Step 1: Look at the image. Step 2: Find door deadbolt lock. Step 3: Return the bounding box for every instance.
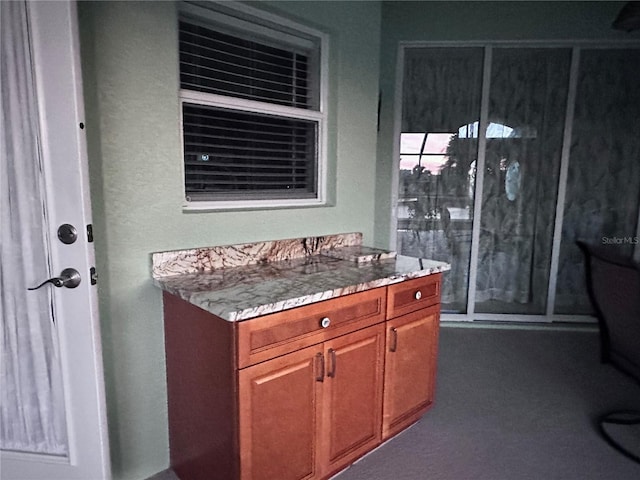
[58,224,78,244]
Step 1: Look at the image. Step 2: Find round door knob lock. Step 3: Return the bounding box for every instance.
[414,290,422,300]
[320,317,331,328]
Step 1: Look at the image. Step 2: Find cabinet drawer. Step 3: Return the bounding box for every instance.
[386,274,441,319]
[237,288,386,368]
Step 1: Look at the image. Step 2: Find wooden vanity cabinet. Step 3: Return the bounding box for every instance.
[237,287,386,369]
[382,304,440,439]
[383,274,441,440]
[238,344,323,480]
[163,292,240,480]
[163,273,441,480]
[319,324,385,477]
[386,273,441,319]
[238,324,385,480]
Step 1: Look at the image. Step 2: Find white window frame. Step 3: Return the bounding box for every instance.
[179,1,329,211]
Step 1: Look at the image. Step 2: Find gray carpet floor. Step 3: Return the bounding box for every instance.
[149,324,640,480]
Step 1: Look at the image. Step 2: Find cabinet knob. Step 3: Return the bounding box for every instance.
[320,317,331,328]
[414,290,422,300]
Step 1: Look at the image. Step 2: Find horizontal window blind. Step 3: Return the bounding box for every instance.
[178,4,325,206]
[180,20,316,110]
[183,104,318,200]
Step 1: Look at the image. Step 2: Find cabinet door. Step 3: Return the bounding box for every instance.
[320,324,385,477]
[382,305,439,439]
[239,344,324,480]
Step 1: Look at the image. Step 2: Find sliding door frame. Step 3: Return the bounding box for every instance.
[545,46,580,318]
[390,40,640,323]
[465,45,492,320]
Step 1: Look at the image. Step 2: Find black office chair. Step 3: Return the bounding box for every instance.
[576,240,640,464]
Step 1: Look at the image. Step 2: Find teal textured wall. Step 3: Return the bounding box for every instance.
[79,1,381,478]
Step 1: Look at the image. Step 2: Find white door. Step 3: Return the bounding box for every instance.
[0,1,110,479]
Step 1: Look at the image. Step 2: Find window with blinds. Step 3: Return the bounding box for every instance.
[178,2,326,208]
[183,104,317,200]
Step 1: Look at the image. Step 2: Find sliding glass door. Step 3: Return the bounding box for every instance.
[398,47,483,313]
[475,48,570,315]
[555,48,640,315]
[396,44,640,320]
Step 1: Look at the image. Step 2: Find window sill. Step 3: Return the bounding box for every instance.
[182,197,329,213]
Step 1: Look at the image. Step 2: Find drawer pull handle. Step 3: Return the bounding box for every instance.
[327,348,337,378]
[315,353,325,382]
[390,327,398,352]
[320,317,331,328]
[414,290,422,300]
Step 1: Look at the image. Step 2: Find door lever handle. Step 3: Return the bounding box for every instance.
[28,268,81,290]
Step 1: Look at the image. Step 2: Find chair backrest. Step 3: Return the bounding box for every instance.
[577,241,640,384]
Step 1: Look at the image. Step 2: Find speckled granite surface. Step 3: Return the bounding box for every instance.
[320,245,397,263]
[152,233,450,321]
[152,232,363,277]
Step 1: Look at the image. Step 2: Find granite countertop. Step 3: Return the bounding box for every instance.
[151,233,450,322]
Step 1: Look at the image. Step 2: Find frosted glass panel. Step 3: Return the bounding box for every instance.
[555,49,640,315]
[475,48,570,314]
[397,48,483,313]
[1,0,68,454]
